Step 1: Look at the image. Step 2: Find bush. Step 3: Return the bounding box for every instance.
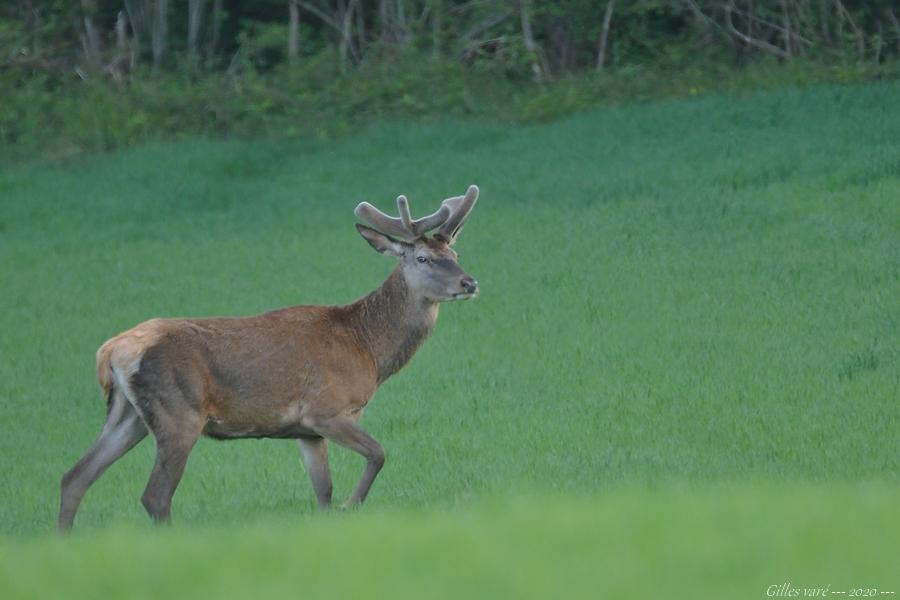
[1,51,896,163]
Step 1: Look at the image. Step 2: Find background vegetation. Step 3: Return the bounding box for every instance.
[3,0,900,159]
[0,80,897,596]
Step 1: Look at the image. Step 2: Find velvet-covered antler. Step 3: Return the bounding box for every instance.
[354,195,451,241]
[355,185,478,243]
[433,184,478,244]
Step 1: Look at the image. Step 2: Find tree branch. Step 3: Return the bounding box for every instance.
[723,4,790,59]
[596,0,615,70]
[461,9,513,41]
[888,9,900,53]
[296,1,342,32]
[728,4,812,46]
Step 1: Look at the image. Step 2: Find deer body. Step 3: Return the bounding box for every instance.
[101,267,435,441]
[59,186,479,531]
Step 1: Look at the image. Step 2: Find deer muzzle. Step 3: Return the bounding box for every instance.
[461,277,478,295]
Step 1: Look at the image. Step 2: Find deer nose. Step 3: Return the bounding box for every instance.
[461,277,478,294]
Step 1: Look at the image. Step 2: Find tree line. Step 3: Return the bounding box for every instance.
[3,1,899,83]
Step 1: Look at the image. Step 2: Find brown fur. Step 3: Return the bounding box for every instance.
[93,268,430,439]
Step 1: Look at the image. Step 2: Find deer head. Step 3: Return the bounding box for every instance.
[355,185,479,302]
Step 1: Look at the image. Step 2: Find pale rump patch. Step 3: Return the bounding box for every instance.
[96,318,168,395]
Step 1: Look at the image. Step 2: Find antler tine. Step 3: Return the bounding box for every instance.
[411,204,452,234]
[397,195,415,233]
[354,202,417,241]
[435,184,479,244]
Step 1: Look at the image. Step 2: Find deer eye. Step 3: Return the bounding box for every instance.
[416,256,428,263]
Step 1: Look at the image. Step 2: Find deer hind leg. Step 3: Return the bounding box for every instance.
[132,399,204,524]
[311,417,385,510]
[134,399,204,523]
[128,353,206,524]
[58,389,148,532]
[298,436,333,509]
[140,430,200,523]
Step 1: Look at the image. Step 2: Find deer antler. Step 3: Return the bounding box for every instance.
[434,185,479,244]
[355,195,450,241]
[355,185,479,243]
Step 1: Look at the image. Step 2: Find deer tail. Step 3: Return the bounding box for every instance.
[96,339,116,395]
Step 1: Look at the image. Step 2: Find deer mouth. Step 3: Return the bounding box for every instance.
[451,290,478,301]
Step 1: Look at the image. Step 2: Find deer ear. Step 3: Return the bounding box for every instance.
[356,224,405,257]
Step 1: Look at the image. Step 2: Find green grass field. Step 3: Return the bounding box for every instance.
[1,81,898,597]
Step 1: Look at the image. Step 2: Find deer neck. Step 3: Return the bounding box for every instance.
[355,266,439,384]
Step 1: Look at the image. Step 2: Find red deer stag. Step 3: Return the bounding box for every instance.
[58,185,480,531]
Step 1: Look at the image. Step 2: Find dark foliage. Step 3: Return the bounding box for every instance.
[1,1,898,158]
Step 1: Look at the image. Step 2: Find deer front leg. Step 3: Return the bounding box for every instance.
[312,417,385,510]
[298,436,333,509]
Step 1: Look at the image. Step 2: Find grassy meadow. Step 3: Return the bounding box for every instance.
[0,81,898,597]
